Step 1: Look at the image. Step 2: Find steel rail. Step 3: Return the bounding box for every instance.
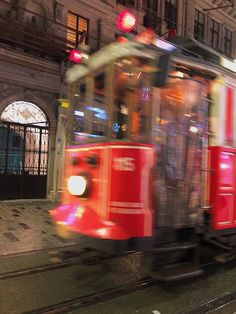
[23,278,155,314]
[0,250,111,280]
[7,255,236,313]
[0,258,82,280]
[0,243,81,259]
[179,290,236,314]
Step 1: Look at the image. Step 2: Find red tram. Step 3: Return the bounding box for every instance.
[50,30,236,280]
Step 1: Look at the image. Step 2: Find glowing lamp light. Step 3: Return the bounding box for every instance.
[67,175,87,196]
[153,38,176,51]
[220,163,230,170]
[189,126,198,133]
[117,10,136,33]
[69,49,83,63]
[97,228,109,237]
[76,206,85,218]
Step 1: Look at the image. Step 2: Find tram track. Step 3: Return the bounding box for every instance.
[0,250,235,314]
[179,289,236,313]
[23,278,155,314]
[20,258,236,314]
[0,243,81,259]
[1,245,236,314]
[1,241,235,281]
[0,245,234,281]
[20,270,236,314]
[0,257,82,280]
[0,248,115,280]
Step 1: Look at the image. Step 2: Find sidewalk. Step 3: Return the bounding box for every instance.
[0,200,76,256]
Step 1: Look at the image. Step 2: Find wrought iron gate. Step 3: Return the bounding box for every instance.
[0,121,49,200]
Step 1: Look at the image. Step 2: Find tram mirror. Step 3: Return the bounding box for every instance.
[153,54,170,87]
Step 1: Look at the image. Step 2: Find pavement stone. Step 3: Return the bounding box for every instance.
[0,199,76,256]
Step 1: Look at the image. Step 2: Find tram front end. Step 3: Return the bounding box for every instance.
[49,36,182,255]
[50,40,167,254]
[51,141,155,253]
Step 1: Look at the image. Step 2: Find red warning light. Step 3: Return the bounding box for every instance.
[118,36,129,43]
[117,10,136,33]
[69,49,83,63]
[136,28,155,44]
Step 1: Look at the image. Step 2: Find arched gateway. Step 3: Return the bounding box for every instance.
[0,101,49,200]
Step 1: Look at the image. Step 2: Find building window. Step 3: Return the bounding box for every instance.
[117,0,135,6]
[210,19,219,49]
[194,9,205,42]
[143,0,159,29]
[165,0,176,4]
[143,0,158,11]
[224,28,232,58]
[23,1,47,31]
[164,0,177,30]
[164,0,177,40]
[1,101,48,126]
[67,12,89,49]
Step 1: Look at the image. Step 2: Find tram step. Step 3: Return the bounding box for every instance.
[152,242,197,253]
[150,264,203,281]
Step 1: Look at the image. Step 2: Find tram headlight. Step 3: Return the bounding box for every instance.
[67,174,89,197]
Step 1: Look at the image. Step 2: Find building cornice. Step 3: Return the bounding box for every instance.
[0,46,60,76]
[202,0,236,21]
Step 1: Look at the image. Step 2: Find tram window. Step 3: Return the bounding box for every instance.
[67,80,87,144]
[112,57,151,141]
[157,78,207,183]
[73,82,86,133]
[68,71,109,144]
[72,82,86,104]
[95,73,105,91]
[91,72,107,136]
[79,84,86,102]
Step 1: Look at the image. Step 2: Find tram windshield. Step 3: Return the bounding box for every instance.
[67,55,154,145]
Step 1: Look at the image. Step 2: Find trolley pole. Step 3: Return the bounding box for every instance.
[52,60,68,201]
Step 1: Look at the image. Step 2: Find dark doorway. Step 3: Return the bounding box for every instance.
[0,121,49,199]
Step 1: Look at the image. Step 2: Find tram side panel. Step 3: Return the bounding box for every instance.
[208,75,236,230]
[108,144,155,238]
[209,146,236,230]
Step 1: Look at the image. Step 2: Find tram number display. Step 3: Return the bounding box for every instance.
[113,157,135,171]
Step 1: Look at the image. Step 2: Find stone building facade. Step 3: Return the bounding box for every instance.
[0,0,235,200]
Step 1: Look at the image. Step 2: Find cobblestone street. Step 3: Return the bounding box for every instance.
[0,200,75,256]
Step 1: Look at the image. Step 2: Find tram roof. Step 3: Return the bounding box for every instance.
[66,41,157,84]
[66,39,236,85]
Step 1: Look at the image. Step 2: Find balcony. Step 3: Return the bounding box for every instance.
[0,7,84,62]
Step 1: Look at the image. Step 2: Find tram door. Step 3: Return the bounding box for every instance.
[0,121,49,200]
[153,77,208,228]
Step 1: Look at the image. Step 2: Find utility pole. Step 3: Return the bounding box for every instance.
[52,31,88,201]
[52,59,68,201]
